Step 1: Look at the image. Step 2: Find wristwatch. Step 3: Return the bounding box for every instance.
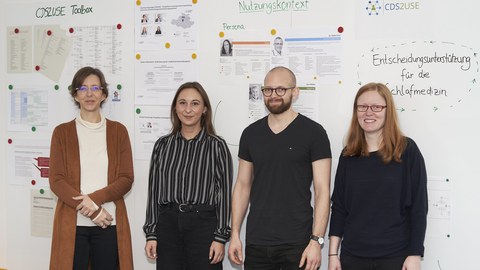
[310,234,325,246]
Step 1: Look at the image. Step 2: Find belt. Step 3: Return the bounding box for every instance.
[162,203,215,213]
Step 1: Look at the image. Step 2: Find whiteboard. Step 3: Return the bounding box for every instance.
[1,0,479,269]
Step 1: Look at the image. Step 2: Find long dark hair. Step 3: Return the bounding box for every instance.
[221,39,232,55]
[170,82,216,136]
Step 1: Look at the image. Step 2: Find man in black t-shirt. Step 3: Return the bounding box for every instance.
[228,66,332,270]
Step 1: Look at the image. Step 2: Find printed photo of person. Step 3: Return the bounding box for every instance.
[272,36,283,56]
[141,26,148,36]
[220,39,233,56]
[155,26,162,35]
[141,14,148,23]
[249,84,262,102]
[155,13,162,23]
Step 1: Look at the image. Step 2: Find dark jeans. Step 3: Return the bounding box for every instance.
[244,243,308,270]
[340,253,407,270]
[156,204,221,270]
[73,226,119,270]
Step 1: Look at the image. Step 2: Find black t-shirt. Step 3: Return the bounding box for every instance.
[239,114,331,245]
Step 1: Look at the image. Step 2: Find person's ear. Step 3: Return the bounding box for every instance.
[292,87,300,100]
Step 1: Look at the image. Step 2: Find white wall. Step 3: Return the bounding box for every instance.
[0,1,7,267]
[1,0,480,269]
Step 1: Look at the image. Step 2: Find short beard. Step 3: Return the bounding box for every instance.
[265,96,292,114]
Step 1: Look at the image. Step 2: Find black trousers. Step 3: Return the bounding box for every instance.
[155,204,222,270]
[244,243,308,270]
[73,226,119,270]
[340,253,407,270]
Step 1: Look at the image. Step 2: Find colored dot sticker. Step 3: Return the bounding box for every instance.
[270,29,277,35]
[31,180,36,186]
[35,65,40,71]
[338,80,342,84]
[31,126,37,132]
[47,30,52,36]
[69,28,74,33]
[117,84,122,90]
[192,0,198,4]
[54,85,59,90]
[136,0,141,6]
[40,189,45,194]
[136,53,141,60]
[8,139,12,144]
[165,42,171,49]
[14,28,19,34]
[8,85,13,90]
[191,53,197,59]
[136,108,141,114]
[219,32,225,38]
[117,24,122,30]
[337,26,344,33]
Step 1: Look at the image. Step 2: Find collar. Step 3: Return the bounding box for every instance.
[174,128,207,142]
[75,114,106,130]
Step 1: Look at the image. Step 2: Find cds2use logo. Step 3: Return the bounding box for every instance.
[366,0,420,15]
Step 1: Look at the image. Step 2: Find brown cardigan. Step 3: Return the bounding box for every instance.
[49,119,134,270]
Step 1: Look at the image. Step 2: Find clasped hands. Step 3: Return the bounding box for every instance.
[73,194,113,229]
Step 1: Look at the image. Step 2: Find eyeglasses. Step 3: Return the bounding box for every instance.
[76,85,103,92]
[356,105,387,112]
[261,87,294,97]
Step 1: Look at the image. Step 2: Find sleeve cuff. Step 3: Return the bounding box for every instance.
[91,207,103,221]
[214,233,229,244]
[146,234,157,241]
[92,201,100,211]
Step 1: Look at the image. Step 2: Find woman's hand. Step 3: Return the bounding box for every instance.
[209,241,225,264]
[73,194,98,217]
[328,255,342,270]
[145,240,158,259]
[92,208,113,229]
[402,255,421,270]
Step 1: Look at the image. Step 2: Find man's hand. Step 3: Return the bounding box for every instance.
[299,241,322,270]
[228,236,244,265]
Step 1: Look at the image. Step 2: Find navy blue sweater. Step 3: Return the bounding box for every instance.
[329,137,427,257]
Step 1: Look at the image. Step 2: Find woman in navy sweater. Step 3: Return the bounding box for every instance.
[328,82,428,270]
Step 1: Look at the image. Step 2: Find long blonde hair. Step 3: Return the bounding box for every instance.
[343,82,406,163]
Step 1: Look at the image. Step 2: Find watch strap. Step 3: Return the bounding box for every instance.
[310,234,324,245]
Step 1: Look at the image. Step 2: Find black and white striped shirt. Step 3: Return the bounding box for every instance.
[143,128,233,243]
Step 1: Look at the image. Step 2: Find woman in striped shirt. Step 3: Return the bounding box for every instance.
[144,82,233,270]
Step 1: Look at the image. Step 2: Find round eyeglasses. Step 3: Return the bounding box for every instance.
[356,105,387,112]
[261,87,294,97]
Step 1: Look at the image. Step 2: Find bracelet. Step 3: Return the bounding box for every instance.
[328,254,338,257]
